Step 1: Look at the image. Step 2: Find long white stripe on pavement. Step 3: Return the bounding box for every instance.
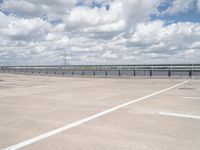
[182,97,200,100]
[2,80,189,150]
[159,112,200,119]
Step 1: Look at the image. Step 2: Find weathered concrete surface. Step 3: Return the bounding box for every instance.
[0,74,199,150]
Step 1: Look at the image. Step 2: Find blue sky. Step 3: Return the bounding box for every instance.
[0,0,200,65]
[153,0,200,23]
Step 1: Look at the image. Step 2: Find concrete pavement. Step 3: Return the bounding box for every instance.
[0,74,199,150]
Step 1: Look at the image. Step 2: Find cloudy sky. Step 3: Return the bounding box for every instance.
[0,0,200,65]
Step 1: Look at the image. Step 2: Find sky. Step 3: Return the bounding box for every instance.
[0,0,200,65]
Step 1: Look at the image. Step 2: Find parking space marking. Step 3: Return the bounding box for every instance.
[2,80,189,150]
[159,112,200,119]
[182,97,200,100]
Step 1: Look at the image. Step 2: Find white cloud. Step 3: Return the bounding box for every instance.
[64,1,122,29]
[130,21,164,46]
[122,0,161,35]
[0,0,76,19]
[1,17,51,42]
[0,0,44,18]
[0,0,200,65]
[102,51,118,59]
[125,21,200,63]
[64,0,162,39]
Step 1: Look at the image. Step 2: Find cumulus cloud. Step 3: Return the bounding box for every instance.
[64,1,123,29]
[125,21,200,63]
[64,0,161,39]
[0,0,76,19]
[0,0,44,18]
[122,0,161,35]
[0,0,200,65]
[0,11,70,65]
[4,18,50,41]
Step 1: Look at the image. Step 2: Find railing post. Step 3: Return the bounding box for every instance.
[191,64,193,78]
[168,69,171,77]
[134,69,136,76]
[168,65,172,77]
[189,64,193,78]
[189,70,192,77]
[150,66,153,77]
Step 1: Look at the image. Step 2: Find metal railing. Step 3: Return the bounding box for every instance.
[0,64,200,78]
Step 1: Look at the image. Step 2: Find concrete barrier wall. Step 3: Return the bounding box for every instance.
[95,70,106,76]
[135,70,150,76]
[120,70,134,76]
[152,70,169,76]
[171,71,190,77]
[192,71,200,76]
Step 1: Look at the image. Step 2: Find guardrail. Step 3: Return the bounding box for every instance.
[0,64,200,78]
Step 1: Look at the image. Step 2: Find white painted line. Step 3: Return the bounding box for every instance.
[159,112,200,119]
[182,97,200,100]
[2,80,189,150]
